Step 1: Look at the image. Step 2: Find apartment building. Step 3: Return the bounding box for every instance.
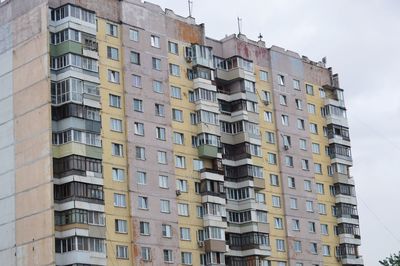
[0,0,362,265]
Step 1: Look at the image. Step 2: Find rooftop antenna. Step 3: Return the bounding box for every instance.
[258,33,263,41]
[237,17,242,34]
[188,0,193,17]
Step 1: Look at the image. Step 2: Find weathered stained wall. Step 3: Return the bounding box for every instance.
[0,0,54,265]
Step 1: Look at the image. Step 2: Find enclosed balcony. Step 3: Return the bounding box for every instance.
[226,232,271,256]
[215,56,254,83]
[54,181,104,204]
[190,44,214,69]
[51,78,100,108]
[200,179,226,199]
[327,124,350,145]
[324,104,348,127]
[336,244,364,265]
[53,155,102,178]
[329,143,352,162]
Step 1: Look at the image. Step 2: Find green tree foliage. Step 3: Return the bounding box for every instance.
[379,252,400,266]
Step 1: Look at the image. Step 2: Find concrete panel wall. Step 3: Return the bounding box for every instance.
[0,1,54,265]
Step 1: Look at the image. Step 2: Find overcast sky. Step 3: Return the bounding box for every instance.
[151,0,400,264]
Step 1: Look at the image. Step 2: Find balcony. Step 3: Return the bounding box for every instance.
[201,168,224,182]
[198,144,220,159]
[215,56,254,83]
[204,239,227,253]
[227,222,270,234]
[191,44,214,69]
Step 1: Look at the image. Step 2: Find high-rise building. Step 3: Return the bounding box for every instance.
[0,0,363,265]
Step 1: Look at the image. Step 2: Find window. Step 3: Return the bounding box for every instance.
[321,224,329,235]
[306,200,314,212]
[135,146,145,160]
[294,241,302,253]
[312,143,320,154]
[262,90,271,103]
[139,221,150,235]
[281,115,289,126]
[288,176,295,188]
[178,203,189,216]
[106,23,118,37]
[156,127,166,141]
[260,70,268,81]
[310,243,318,254]
[109,94,121,108]
[316,183,325,194]
[110,118,122,132]
[193,159,204,171]
[196,206,203,218]
[134,122,144,136]
[319,88,326,98]
[133,98,143,112]
[173,132,184,145]
[272,195,281,208]
[132,74,142,88]
[270,174,279,186]
[141,247,151,261]
[279,95,287,106]
[138,196,148,210]
[285,156,293,167]
[151,35,160,48]
[180,227,191,240]
[314,163,322,174]
[172,109,183,122]
[157,151,167,164]
[278,74,285,85]
[107,70,121,84]
[159,175,169,188]
[318,203,327,215]
[266,131,275,144]
[115,219,127,233]
[295,99,303,110]
[268,153,277,165]
[153,80,163,93]
[290,198,298,209]
[136,171,147,185]
[107,46,119,60]
[306,84,314,95]
[130,51,140,65]
[129,28,139,41]
[152,57,161,70]
[169,64,180,76]
[264,111,273,122]
[276,239,285,251]
[304,180,312,191]
[116,245,128,259]
[114,193,126,207]
[307,103,316,114]
[301,159,309,170]
[112,168,124,182]
[162,224,172,238]
[299,139,307,150]
[293,79,300,90]
[292,219,300,231]
[112,143,123,156]
[181,252,192,265]
[168,41,178,54]
[274,217,283,229]
[175,155,186,168]
[176,179,188,192]
[308,221,316,233]
[322,245,330,256]
[171,86,181,99]
[160,199,171,213]
[256,192,266,203]
[297,119,305,130]
[163,249,173,263]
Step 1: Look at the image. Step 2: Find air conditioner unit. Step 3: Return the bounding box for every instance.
[185,56,192,63]
[197,241,204,247]
[263,100,270,106]
[284,145,289,150]
[176,190,181,196]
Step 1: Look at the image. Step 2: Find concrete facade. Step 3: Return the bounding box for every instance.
[0,1,362,265]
